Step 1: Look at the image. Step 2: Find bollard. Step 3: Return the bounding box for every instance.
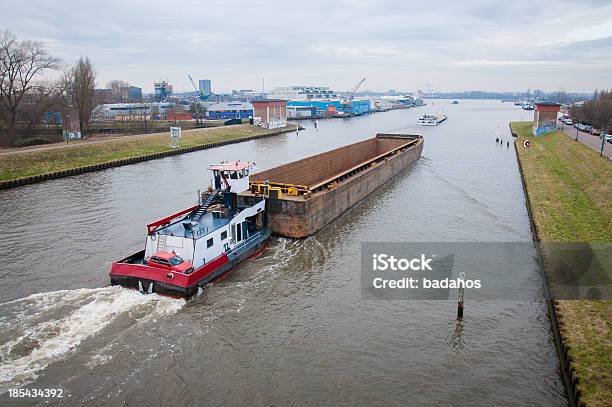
[457,271,465,319]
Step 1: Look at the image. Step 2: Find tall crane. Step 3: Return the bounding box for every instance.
[341,77,366,115]
[187,74,208,100]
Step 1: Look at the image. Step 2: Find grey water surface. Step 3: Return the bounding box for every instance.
[0,101,565,406]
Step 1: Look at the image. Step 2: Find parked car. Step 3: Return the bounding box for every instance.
[564,118,573,125]
[146,251,194,274]
[591,128,601,136]
[583,124,593,132]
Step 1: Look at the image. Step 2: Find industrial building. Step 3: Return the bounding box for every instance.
[199,79,211,96]
[287,99,371,117]
[127,86,142,100]
[269,86,338,100]
[287,105,317,119]
[154,81,173,101]
[204,102,253,120]
[93,102,177,121]
[95,88,113,104]
[252,99,287,128]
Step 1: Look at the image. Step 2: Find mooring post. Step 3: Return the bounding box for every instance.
[457,271,465,319]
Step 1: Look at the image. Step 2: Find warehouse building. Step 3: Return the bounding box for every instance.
[205,102,253,120]
[93,102,176,120]
[287,99,371,117]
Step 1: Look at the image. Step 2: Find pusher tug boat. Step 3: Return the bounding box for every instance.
[110,161,271,298]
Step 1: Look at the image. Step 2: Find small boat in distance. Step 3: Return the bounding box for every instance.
[418,113,447,126]
[110,161,271,298]
[452,100,459,104]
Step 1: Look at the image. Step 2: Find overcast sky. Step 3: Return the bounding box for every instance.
[2,0,611,93]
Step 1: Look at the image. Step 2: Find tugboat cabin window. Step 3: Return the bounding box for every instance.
[158,259,170,266]
[230,171,238,179]
[236,223,242,242]
[207,238,214,248]
[221,231,227,240]
[150,257,159,264]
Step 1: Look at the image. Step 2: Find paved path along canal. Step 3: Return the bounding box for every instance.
[0,100,567,405]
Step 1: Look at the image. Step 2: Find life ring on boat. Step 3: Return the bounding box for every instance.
[151,234,156,241]
[167,272,174,280]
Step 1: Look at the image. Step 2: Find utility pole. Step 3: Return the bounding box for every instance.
[600,131,606,157]
[575,126,579,141]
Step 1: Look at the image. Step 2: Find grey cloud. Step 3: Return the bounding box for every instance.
[1,0,611,92]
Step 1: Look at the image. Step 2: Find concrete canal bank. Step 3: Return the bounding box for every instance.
[0,124,298,190]
[512,121,611,407]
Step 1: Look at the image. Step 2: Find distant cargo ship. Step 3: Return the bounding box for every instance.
[418,113,447,126]
[239,134,423,238]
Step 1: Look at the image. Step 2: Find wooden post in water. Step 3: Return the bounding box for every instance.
[457,271,465,319]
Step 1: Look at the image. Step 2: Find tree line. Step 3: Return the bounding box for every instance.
[569,90,612,133]
[0,30,144,147]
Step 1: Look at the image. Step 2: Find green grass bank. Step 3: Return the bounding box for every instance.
[0,124,296,183]
[512,121,611,406]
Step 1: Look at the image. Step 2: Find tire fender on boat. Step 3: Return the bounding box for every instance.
[167,272,174,280]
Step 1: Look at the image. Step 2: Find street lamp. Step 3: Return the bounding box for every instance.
[601,131,607,157]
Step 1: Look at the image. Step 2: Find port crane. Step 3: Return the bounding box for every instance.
[341,77,366,115]
[187,74,208,100]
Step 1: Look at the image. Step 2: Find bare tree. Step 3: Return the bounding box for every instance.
[0,30,62,146]
[571,89,612,132]
[190,102,206,125]
[19,75,70,129]
[106,79,129,102]
[69,57,96,137]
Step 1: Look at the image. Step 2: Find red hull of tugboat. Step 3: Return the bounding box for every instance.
[110,252,231,298]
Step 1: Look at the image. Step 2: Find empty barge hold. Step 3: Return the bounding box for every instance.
[238,133,423,238]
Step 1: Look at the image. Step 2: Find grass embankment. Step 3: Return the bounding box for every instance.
[0,125,292,182]
[512,121,611,406]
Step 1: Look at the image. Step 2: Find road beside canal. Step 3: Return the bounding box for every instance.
[559,124,612,159]
[512,121,611,407]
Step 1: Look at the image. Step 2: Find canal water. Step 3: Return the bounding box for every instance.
[0,101,566,405]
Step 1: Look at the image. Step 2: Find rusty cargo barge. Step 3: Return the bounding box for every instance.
[238,133,423,238]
